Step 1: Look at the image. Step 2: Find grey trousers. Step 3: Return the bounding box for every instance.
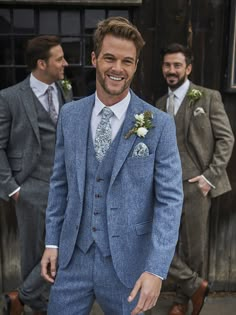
[168,180,211,304]
[15,177,50,311]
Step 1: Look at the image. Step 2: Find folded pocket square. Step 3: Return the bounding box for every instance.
[132,142,149,157]
[194,107,206,116]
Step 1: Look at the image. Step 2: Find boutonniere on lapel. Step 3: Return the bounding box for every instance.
[124,111,154,139]
[61,79,72,94]
[187,88,203,106]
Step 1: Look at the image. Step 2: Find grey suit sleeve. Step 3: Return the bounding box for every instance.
[0,95,19,200]
[202,91,234,185]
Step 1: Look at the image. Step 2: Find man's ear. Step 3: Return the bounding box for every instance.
[37,59,46,70]
[91,52,96,68]
[186,64,192,76]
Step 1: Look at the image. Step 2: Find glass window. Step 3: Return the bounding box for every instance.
[85,10,105,34]
[13,9,34,34]
[62,37,82,65]
[61,11,80,35]
[0,38,11,64]
[0,6,130,98]
[39,11,59,34]
[0,9,11,33]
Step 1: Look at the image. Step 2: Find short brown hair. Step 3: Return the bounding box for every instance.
[161,43,194,66]
[93,17,145,60]
[25,35,61,70]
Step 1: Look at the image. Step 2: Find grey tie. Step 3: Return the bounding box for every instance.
[168,92,175,116]
[95,107,113,162]
[47,86,58,125]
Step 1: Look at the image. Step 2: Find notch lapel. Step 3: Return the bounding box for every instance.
[110,93,144,187]
[20,78,40,144]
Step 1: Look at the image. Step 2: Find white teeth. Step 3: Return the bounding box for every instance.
[109,75,122,81]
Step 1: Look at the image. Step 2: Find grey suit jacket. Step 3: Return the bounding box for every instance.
[45,90,183,286]
[0,76,73,201]
[156,82,234,198]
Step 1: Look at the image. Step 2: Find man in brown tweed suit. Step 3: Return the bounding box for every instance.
[156,43,234,315]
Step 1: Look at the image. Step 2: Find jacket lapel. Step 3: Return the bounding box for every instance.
[110,91,144,187]
[157,94,168,112]
[75,94,95,201]
[20,77,40,144]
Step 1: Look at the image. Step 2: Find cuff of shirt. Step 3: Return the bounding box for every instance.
[46,245,59,248]
[201,175,216,189]
[146,271,163,280]
[9,187,20,197]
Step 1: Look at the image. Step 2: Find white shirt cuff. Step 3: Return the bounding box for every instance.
[146,271,163,280]
[201,175,215,189]
[9,187,20,197]
[46,245,59,248]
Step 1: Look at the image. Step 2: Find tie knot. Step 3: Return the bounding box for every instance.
[101,107,113,120]
[47,86,54,93]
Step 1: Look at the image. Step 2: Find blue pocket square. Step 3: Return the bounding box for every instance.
[132,142,149,157]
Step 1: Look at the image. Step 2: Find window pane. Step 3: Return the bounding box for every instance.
[84,68,96,96]
[108,10,129,19]
[39,11,58,34]
[85,10,105,34]
[13,9,34,34]
[0,9,11,33]
[62,38,82,65]
[0,68,14,89]
[0,38,11,65]
[14,37,31,65]
[85,36,93,66]
[61,11,80,36]
[15,67,29,84]
[65,66,85,99]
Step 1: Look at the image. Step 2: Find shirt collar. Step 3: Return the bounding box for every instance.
[94,91,131,120]
[30,73,57,95]
[168,79,190,101]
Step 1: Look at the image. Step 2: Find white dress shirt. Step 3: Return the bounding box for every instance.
[91,91,130,143]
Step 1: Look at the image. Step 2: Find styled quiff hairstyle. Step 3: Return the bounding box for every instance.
[25,35,61,70]
[161,43,194,66]
[93,16,145,60]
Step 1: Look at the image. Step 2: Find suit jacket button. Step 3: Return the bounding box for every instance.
[92,227,96,232]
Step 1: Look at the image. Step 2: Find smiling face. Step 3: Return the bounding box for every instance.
[162,52,192,90]
[91,34,138,106]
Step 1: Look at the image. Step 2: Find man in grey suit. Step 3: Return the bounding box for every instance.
[0,35,72,315]
[156,43,234,315]
[41,17,183,315]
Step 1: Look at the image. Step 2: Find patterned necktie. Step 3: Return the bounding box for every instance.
[95,107,114,162]
[47,86,58,125]
[168,92,175,116]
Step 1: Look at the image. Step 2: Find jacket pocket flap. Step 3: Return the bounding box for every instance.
[135,221,152,235]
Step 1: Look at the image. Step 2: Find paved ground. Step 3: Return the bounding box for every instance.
[90,292,236,315]
[1,292,236,314]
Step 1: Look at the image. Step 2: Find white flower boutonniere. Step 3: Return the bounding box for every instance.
[61,79,72,94]
[187,89,203,105]
[124,111,154,139]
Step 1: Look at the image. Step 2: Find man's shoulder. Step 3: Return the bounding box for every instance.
[190,82,220,97]
[61,94,95,114]
[0,78,28,98]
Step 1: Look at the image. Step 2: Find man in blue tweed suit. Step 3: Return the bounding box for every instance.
[41,17,183,315]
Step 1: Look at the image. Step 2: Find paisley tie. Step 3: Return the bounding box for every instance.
[47,86,58,125]
[94,107,114,162]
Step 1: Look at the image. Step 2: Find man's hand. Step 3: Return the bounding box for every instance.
[188,175,211,196]
[11,190,20,201]
[41,248,58,283]
[128,272,162,315]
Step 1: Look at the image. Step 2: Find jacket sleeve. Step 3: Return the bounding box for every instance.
[0,94,19,200]
[201,91,234,186]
